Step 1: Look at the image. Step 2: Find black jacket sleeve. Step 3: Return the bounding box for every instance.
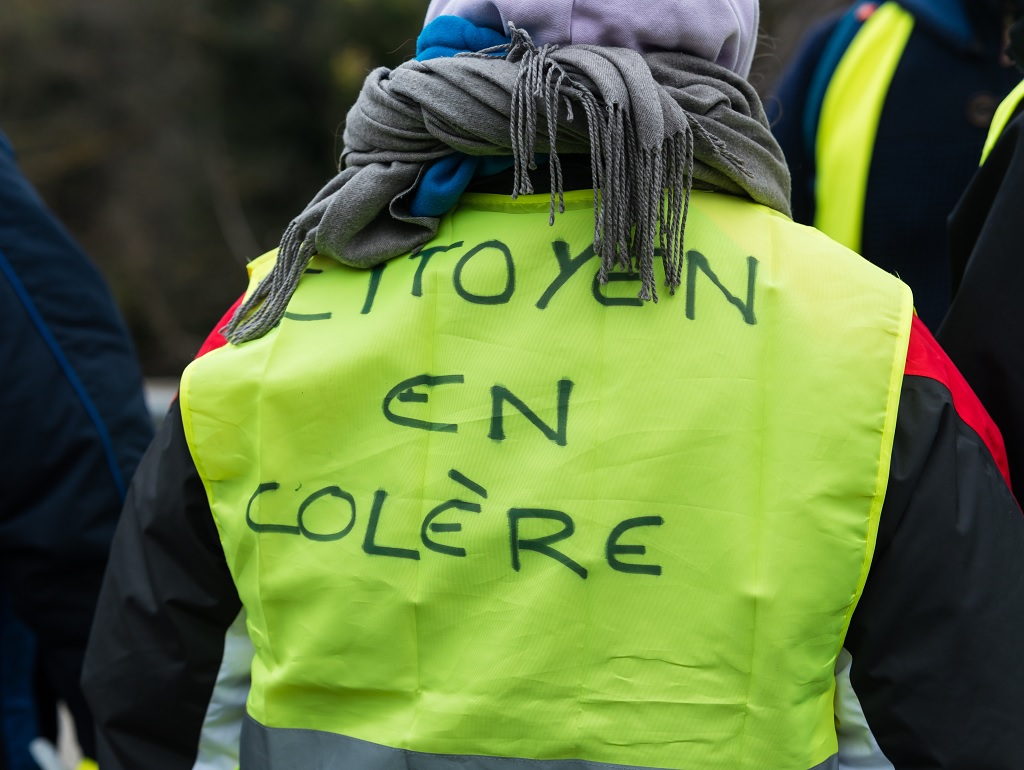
[844,365,1024,767]
[939,110,1024,496]
[82,399,241,770]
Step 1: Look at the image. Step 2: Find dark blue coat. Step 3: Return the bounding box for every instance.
[769,0,1022,327]
[0,130,153,765]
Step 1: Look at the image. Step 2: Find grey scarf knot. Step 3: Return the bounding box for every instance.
[225,31,790,344]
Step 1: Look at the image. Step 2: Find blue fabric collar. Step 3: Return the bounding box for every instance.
[410,16,514,217]
[416,15,508,61]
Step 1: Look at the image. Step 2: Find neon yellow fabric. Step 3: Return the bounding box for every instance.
[981,78,1024,165]
[815,2,915,253]
[77,760,99,770]
[181,189,912,770]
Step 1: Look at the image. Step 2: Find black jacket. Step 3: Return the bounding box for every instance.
[939,106,1024,496]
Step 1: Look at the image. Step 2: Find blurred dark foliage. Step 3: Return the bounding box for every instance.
[0,0,845,376]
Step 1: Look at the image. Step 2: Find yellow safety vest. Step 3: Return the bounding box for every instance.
[981,78,1024,164]
[181,189,912,770]
[815,2,915,253]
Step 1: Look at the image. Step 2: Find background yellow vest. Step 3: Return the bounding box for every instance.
[815,2,915,253]
[981,78,1024,164]
[181,189,912,770]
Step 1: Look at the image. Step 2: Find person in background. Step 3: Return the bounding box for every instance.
[938,17,1024,494]
[769,0,1022,327]
[84,1,1024,768]
[0,128,153,769]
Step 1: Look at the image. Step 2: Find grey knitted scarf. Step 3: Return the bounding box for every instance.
[226,27,791,343]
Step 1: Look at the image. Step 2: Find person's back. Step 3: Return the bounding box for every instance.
[769,0,1022,327]
[181,188,907,769]
[83,2,1024,768]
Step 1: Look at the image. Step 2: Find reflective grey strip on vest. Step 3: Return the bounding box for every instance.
[241,714,839,770]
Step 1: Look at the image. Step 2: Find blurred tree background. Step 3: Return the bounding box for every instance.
[0,0,845,377]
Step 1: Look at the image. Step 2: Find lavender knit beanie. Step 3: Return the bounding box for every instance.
[424,0,760,77]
